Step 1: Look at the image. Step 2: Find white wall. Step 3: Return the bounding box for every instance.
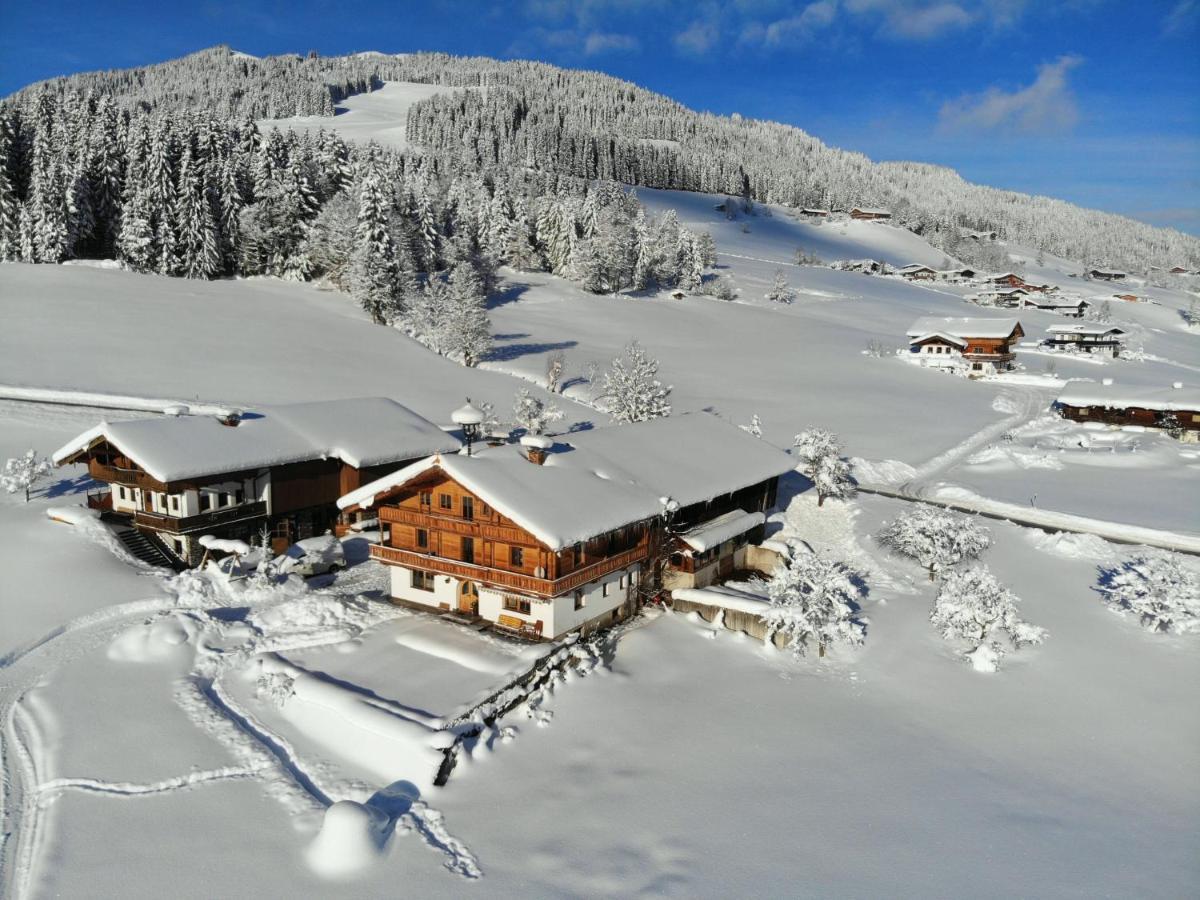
[389,565,456,610]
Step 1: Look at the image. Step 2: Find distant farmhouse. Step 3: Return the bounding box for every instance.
[849,207,891,221]
[897,264,938,281]
[1086,268,1126,281]
[54,399,459,566]
[1054,382,1200,440]
[906,317,1025,376]
[1043,324,1125,357]
[337,413,795,640]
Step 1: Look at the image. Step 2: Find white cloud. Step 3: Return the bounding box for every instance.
[938,55,1084,135]
[674,19,720,54]
[584,31,640,54]
[758,0,839,46]
[1163,0,1197,35]
[844,0,975,39]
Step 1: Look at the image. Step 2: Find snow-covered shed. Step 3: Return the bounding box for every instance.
[54,398,459,564]
[905,317,1024,376]
[1054,382,1200,438]
[339,413,796,639]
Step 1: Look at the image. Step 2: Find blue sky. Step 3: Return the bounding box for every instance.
[2,0,1197,234]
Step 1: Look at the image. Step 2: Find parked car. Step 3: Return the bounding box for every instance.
[275,533,346,577]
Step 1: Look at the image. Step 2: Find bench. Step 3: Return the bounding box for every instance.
[495,614,543,639]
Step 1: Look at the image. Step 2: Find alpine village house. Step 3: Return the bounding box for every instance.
[1054,382,1200,441]
[906,317,1025,376]
[337,411,796,640]
[53,398,460,566]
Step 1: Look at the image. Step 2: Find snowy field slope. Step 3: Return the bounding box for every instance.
[258,80,459,151]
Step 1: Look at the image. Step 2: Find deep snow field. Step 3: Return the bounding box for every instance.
[1,161,1198,896]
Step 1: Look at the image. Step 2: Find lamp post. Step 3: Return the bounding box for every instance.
[452,399,484,456]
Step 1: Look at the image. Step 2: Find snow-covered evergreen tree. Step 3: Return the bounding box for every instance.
[932,566,1046,672]
[600,341,672,424]
[1,449,52,502]
[350,173,399,324]
[512,388,564,435]
[878,505,991,579]
[1096,553,1200,635]
[793,427,854,506]
[760,548,867,658]
[765,269,795,304]
[442,260,492,367]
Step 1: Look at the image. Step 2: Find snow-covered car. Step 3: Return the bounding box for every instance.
[275,534,346,577]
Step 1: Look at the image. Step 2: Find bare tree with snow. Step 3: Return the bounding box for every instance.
[2,449,52,502]
[760,548,867,658]
[545,350,566,394]
[740,414,763,438]
[1096,552,1200,635]
[931,566,1046,672]
[600,341,672,424]
[878,505,990,579]
[512,388,565,436]
[793,427,855,506]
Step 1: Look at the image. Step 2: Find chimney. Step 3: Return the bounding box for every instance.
[1102,378,1114,386]
[520,434,553,465]
[216,407,243,427]
[1173,382,1183,390]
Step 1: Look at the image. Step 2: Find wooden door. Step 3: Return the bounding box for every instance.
[459,581,479,614]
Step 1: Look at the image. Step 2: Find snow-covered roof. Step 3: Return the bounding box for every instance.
[898,264,936,274]
[1045,325,1125,336]
[850,207,891,215]
[53,398,459,483]
[339,413,796,551]
[1055,383,1200,412]
[679,510,765,553]
[1026,297,1087,308]
[1088,268,1126,277]
[906,317,1022,340]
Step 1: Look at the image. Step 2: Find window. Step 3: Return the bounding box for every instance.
[480,502,492,517]
[461,496,474,521]
[223,492,234,507]
[169,495,180,513]
[504,596,532,615]
[200,493,213,512]
[234,488,244,505]
[461,537,475,565]
[439,493,453,510]
[510,546,524,567]
[411,570,435,592]
[419,490,432,507]
[574,591,586,611]
[118,486,126,501]
[619,575,626,590]
[602,582,611,598]
[416,528,429,549]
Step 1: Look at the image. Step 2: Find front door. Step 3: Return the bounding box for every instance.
[459,581,479,615]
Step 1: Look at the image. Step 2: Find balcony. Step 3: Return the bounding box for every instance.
[370,543,648,598]
[134,500,268,535]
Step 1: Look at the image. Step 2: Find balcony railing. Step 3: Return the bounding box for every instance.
[370,543,649,598]
[134,500,268,535]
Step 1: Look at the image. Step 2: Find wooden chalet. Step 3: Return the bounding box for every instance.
[338,413,795,640]
[897,264,938,280]
[801,208,830,217]
[849,207,891,221]
[906,317,1025,376]
[1086,268,1126,281]
[1055,382,1200,440]
[988,272,1028,289]
[1020,296,1089,317]
[1169,266,1191,275]
[54,398,459,566]
[1043,325,1125,357]
[1112,292,1140,302]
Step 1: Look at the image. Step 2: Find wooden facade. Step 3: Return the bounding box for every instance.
[849,207,891,220]
[1057,403,1200,433]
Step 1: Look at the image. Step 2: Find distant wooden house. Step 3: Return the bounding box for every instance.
[800,208,829,217]
[1087,268,1126,281]
[1054,382,1200,440]
[988,272,1028,289]
[1043,325,1125,357]
[849,207,892,221]
[906,317,1025,376]
[1020,296,1089,317]
[962,229,999,241]
[897,264,938,280]
[1169,266,1190,275]
[1112,292,1139,302]
[939,267,977,281]
[53,399,459,566]
[979,287,1030,308]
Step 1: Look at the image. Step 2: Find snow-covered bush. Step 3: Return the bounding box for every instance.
[765,269,795,304]
[702,273,738,301]
[600,341,672,423]
[256,671,296,709]
[545,350,566,393]
[2,449,53,502]
[878,505,990,579]
[512,388,564,436]
[760,549,867,658]
[793,428,855,506]
[1096,552,1200,635]
[931,566,1045,672]
[740,414,763,438]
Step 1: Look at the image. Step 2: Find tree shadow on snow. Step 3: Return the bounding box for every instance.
[486,282,530,309]
[485,338,577,363]
[43,473,95,499]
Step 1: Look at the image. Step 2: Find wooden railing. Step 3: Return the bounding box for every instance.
[88,460,165,490]
[380,505,531,545]
[370,543,649,598]
[134,500,268,535]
